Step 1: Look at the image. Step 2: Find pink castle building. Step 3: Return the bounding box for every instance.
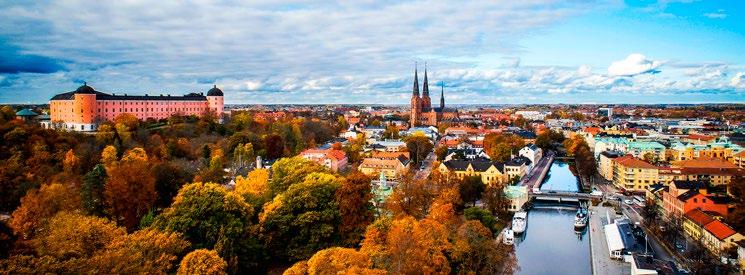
[46,83,224,131]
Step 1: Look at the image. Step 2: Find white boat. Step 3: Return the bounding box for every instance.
[503,229,514,245]
[512,211,527,234]
[574,208,588,229]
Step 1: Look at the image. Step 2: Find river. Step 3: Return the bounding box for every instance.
[514,161,591,275]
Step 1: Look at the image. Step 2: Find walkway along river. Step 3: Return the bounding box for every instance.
[513,161,591,275]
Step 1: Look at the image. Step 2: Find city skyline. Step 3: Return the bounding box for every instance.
[1,1,745,104]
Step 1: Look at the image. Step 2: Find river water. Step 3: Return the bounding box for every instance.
[514,162,591,275]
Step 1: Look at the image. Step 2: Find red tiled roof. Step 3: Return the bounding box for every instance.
[686,134,717,142]
[704,220,737,241]
[327,150,346,161]
[614,155,657,169]
[684,209,715,227]
[583,127,602,136]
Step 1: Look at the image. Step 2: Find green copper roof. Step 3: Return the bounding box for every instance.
[15,108,38,116]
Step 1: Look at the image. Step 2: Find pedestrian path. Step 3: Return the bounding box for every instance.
[589,206,630,275]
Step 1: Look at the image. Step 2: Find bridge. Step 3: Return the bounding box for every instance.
[520,151,555,191]
[529,190,602,203]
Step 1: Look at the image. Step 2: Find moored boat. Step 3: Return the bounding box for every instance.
[503,229,514,245]
[574,208,588,229]
[512,211,527,234]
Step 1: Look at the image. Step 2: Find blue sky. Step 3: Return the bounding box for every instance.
[0,0,743,104]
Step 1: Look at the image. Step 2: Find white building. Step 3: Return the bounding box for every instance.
[519,144,543,165]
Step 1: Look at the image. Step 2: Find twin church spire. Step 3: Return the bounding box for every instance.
[411,62,443,111]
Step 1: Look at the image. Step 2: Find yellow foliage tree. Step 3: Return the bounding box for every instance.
[34,212,126,260]
[10,183,80,239]
[235,169,270,197]
[121,147,148,163]
[62,149,79,174]
[101,145,118,166]
[177,249,227,275]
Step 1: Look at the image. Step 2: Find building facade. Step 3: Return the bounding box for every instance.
[409,66,457,126]
[47,83,224,131]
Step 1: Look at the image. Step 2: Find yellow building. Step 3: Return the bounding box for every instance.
[611,155,659,191]
[359,157,410,180]
[702,220,745,255]
[599,151,623,181]
[438,159,507,186]
[734,151,745,168]
[682,209,715,241]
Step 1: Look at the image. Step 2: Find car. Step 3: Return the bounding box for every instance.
[624,199,633,205]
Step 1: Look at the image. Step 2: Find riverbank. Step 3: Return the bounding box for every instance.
[588,206,629,275]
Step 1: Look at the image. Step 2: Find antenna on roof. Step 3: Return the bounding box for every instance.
[84,81,87,86]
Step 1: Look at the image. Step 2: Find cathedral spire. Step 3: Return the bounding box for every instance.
[412,62,420,96]
[422,63,429,96]
[440,83,445,110]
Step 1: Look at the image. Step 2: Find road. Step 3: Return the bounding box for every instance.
[413,151,435,181]
[589,206,630,275]
[520,150,555,189]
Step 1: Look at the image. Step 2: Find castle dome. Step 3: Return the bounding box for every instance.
[75,82,96,94]
[207,85,223,96]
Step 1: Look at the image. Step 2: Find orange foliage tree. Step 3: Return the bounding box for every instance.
[105,148,156,229]
[335,172,374,246]
[10,183,80,239]
[177,249,227,275]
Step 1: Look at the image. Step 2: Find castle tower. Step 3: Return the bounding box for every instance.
[206,85,225,121]
[73,82,97,131]
[410,65,421,127]
[421,64,431,111]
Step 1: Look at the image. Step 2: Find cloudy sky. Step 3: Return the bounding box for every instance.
[1,0,744,104]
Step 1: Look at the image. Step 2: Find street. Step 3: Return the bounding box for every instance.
[413,151,435,181]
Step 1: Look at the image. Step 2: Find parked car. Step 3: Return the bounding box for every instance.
[624,199,633,205]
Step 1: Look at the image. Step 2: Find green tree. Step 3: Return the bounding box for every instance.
[464,207,498,235]
[269,157,326,197]
[259,172,342,261]
[81,164,107,216]
[435,146,448,161]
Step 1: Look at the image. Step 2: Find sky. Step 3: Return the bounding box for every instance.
[0,0,744,104]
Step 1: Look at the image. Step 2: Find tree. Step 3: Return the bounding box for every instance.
[81,164,107,216]
[641,202,659,227]
[269,157,325,197]
[105,148,156,230]
[464,207,498,235]
[642,152,657,164]
[459,176,484,207]
[62,149,79,174]
[382,125,399,139]
[451,220,514,274]
[259,172,342,261]
[101,145,118,167]
[405,135,433,166]
[235,168,271,199]
[335,172,374,246]
[177,249,227,275]
[152,161,194,208]
[434,146,448,161]
[10,183,80,240]
[153,182,263,273]
[35,212,125,260]
[153,182,252,250]
[385,177,433,219]
[89,228,190,274]
[481,185,509,217]
[287,247,385,275]
[483,133,524,162]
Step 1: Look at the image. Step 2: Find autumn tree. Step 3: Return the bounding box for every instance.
[260,172,342,261]
[451,220,516,274]
[101,145,118,167]
[483,133,525,162]
[459,176,484,207]
[386,177,433,219]
[285,247,385,275]
[105,147,156,230]
[88,228,189,274]
[335,172,374,246]
[235,168,271,210]
[153,182,264,272]
[81,164,107,216]
[177,249,227,275]
[269,157,326,197]
[464,207,499,236]
[405,134,433,166]
[10,183,80,239]
[435,146,448,161]
[152,161,194,208]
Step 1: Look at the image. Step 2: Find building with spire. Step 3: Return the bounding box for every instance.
[409,63,458,127]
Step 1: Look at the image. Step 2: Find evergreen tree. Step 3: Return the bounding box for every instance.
[81,164,108,216]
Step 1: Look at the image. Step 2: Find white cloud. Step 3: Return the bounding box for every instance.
[732,72,745,88]
[703,9,727,19]
[608,54,662,76]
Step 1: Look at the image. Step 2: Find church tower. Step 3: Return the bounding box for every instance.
[440,84,445,110]
[410,64,421,127]
[421,65,431,111]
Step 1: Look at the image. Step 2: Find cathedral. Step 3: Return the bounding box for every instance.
[410,65,457,126]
